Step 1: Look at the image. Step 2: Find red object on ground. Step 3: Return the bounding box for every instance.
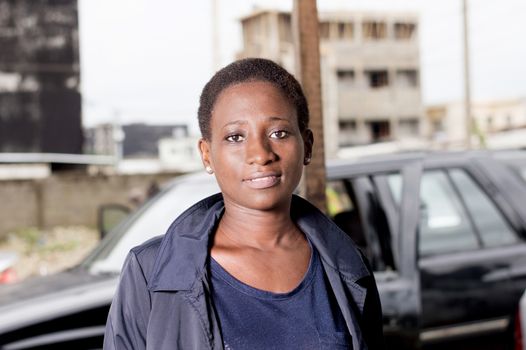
[0,267,17,284]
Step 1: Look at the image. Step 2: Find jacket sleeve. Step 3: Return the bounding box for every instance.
[104,251,151,350]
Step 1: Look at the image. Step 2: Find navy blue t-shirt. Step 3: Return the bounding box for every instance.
[210,245,352,350]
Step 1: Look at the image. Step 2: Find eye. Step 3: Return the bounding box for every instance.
[270,130,289,139]
[225,134,245,143]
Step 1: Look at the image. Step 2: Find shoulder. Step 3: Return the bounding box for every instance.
[125,192,223,271]
[121,193,225,292]
[122,235,164,284]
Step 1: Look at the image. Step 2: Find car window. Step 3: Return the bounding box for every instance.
[418,171,480,256]
[327,180,366,251]
[387,174,402,204]
[388,171,479,256]
[326,180,353,216]
[449,169,517,247]
[328,177,394,271]
[87,173,220,274]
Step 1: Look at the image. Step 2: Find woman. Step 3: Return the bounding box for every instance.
[104,58,383,349]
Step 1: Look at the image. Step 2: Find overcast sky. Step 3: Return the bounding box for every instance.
[78,0,526,131]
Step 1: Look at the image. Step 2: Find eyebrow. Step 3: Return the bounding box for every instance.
[222,120,247,128]
[221,116,291,129]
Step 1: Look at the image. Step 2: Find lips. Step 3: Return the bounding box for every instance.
[243,173,281,189]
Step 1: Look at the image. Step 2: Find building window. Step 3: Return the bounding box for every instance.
[362,21,387,40]
[394,22,416,40]
[367,120,390,142]
[278,14,292,43]
[337,22,354,39]
[399,118,420,137]
[319,21,331,39]
[365,70,389,88]
[339,120,357,131]
[396,69,418,87]
[339,120,357,147]
[337,70,355,87]
[486,115,493,132]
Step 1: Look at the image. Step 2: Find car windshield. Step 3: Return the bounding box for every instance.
[81,172,220,275]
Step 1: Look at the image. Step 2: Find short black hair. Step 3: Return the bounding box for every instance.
[198,58,309,140]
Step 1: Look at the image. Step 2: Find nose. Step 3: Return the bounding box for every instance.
[246,135,278,165]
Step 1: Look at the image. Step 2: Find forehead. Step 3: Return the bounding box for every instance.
[211,80,296,125]
[215,80,289,107]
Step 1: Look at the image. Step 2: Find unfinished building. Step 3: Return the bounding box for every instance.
[238,9,423,157]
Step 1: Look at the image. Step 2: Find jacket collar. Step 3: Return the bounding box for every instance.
[290,195,370,282]
[148,193,370,292]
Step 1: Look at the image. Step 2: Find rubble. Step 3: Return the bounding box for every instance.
[0,225,99,282]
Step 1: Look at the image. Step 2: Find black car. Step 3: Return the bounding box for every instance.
[1,150,526,349]
[327,150,526,349]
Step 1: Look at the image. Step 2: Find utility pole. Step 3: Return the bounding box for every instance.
[292,0,327,212]
[112,109,124,169]
[462,0,472,149]
[211,0,220,72]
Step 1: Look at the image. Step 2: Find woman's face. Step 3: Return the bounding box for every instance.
[199,80,313,212]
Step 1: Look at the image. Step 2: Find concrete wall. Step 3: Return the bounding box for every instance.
[0,172,181,238]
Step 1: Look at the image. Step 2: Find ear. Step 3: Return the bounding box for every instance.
[198,138,213,173]
[302,129,314,165]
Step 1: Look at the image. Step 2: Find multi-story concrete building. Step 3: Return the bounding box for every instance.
[238,9,423,157]
[0,0,82,155]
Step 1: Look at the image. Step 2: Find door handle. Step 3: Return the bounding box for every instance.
[483,266,526,282]
[482,268,509,282]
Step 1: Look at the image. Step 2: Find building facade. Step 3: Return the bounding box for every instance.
[426,98,526,148]
[0,0,82,154]
[158,135,202,173]
[85,123,191,158]
[238,9,423,157]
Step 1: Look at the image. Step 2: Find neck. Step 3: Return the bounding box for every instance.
[218,199,300,250]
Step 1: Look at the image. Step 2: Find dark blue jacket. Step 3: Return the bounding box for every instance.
[104,193,384,349]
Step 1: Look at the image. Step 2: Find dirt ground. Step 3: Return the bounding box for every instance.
[0,226,100,282]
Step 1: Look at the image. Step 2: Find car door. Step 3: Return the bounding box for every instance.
[371,161,422,349]
[386,162,526,348]
[329,161,423,349]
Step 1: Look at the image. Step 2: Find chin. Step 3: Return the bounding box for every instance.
[233,192,292,212]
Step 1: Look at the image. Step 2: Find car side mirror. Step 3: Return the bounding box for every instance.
[98,204,131,239]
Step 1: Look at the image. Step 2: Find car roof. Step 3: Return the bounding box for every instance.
[326,149,526,178]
